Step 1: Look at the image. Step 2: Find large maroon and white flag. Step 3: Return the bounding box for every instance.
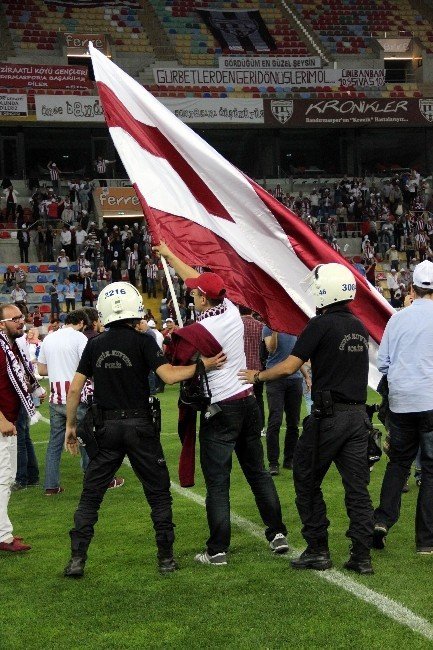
[89,44,392,386]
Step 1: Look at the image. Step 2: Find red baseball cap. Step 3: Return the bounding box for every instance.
[185,272,226,300]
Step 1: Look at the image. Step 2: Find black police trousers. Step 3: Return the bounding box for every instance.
[293,408,374,555]
[69,417,174,558]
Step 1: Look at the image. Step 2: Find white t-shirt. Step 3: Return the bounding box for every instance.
[76,229,87,245]
[152,329,164,350]
[198,298,251,403]
[38,327,88,404]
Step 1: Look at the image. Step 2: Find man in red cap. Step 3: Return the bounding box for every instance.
[153,242,288,566]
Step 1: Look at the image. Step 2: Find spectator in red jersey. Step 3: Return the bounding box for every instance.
[0,304,44,551]
[364,259,377,287]
[31,306,43,334]
[47,318,61,334]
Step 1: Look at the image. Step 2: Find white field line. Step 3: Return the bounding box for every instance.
[29,445,433,639]
[167,476,433,642]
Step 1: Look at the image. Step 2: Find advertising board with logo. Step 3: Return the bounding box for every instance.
[264,98,433,127]
[94,187,143,218]
[63,33,110,57]
[35,95,104,122]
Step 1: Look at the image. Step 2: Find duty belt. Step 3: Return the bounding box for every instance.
[333,403,366,412]
[102,408,151,420]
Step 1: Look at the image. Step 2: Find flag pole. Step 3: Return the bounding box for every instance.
[160,255,184,329]
[134,184,183,329]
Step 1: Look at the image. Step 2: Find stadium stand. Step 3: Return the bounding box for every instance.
[147,0,314,66]
[293,0,433,56]
[4,0,154,55]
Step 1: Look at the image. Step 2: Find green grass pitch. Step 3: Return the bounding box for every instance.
[2,384,433,649]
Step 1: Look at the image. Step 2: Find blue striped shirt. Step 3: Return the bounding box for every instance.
[377,298,433,413]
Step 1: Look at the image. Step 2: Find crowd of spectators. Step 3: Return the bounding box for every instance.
[267,170,433,255]
[2,169,433,321]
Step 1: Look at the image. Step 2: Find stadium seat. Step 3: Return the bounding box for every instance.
[33,284,45,294]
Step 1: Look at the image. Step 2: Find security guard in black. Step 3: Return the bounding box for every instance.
[69,324,174,564]
[77,324,167,409]
[291,304,374,564]
[291,304,369,404]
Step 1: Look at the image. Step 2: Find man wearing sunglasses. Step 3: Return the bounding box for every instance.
[0,305,32,552]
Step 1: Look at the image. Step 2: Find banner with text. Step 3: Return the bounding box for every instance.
[94,187,143,217]
[264,98,433,127]
[161,98,264,123]
[35,94,104,121]
[197,9,276,53]
[63,33,110,57]
[153,67,385,88]
[0,94,28,116]
[0,63,93,89]
[218,56,321,69]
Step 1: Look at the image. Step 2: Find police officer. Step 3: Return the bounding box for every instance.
[63,282,225,578]
[240,263,374,575]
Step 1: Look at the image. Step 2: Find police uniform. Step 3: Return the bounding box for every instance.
[68,324,174,569]
[291,304,374,566]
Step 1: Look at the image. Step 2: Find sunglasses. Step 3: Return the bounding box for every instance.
[0,315,25,323]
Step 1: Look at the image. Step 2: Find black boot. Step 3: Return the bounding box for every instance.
[344,547,374,575]
[64,556,86,578]
[291,546,332,571]
[157,548,179,574]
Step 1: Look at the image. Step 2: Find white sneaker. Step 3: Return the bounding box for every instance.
[269,533,289,554]
[194,550,228,565]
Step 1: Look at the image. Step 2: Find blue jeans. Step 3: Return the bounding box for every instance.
[15,405,39,486]
[45,403,89,489]
[199,395,286,554]
[375,409,433,547]
[304,391,313,416]
[58,268,68,283]
[147,279,156,298]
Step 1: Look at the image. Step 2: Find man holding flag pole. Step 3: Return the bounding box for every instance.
[153,241,289,565]
[87,43,394,569]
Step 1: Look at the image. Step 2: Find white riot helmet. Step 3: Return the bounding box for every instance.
[97,282,144,326]
[311,263,357,309]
